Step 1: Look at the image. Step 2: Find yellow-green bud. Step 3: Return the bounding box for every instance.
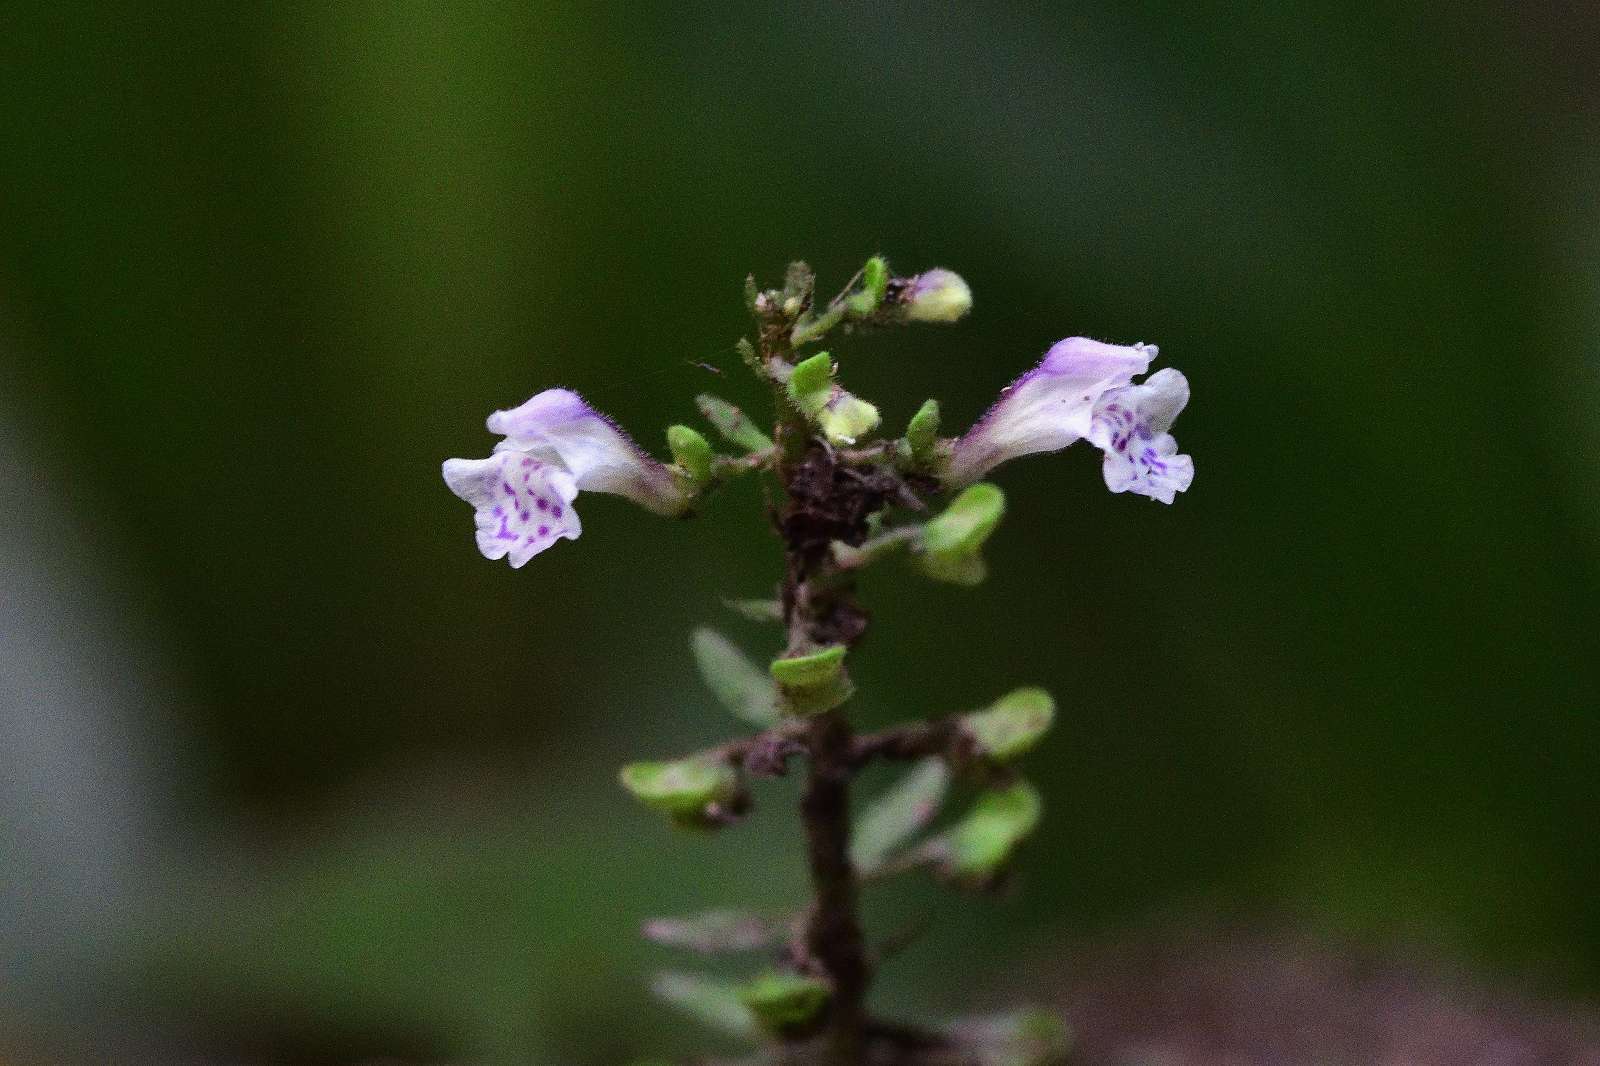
[903,268,972,323]
[667,424,714,483]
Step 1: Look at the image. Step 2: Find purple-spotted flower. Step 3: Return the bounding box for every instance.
[947,337,1193,503]
[442,389,687,567]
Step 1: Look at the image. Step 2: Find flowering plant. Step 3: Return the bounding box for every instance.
[443,259,1191,1064]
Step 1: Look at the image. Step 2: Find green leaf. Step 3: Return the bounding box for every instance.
[938,781,1042,880]
[722,597,784,623]
[787,352,833,418]
[651,972,759,1040]
[737,972,831,1035]
[618,758,739,818]
[641,909,782,954]
[692,628,781,726]
[946,1008,1072,1066]
[695,393,773,452]
[666,424,713,483]
[850,758,950,872]
[962,688,1055,763]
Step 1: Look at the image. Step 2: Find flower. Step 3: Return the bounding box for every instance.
[947,337,1193,503]
[442,388,686,567]
[1088,367,1194,504]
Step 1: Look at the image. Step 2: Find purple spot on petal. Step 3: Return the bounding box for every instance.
[502,481,515,496]
[552,506,563,518]
[535,498,548,511]
[521,457,533,468]
[492,505,504,517]
[519,510,531,522]
[538,525,550,536]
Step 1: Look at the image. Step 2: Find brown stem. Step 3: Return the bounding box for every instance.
[802,709,870,1062]
[760,289,913,1063]
[850,718,962,768]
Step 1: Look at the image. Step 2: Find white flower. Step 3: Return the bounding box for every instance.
[442,389,686,567]
[1088,368,1194,504]
[947,337,1193,504]
[948,338,1154,482]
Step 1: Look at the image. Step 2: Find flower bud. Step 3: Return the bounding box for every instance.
[903,268,972,323]
[900,398,942,466]
[667,424,714,484]
[787,352,881,445]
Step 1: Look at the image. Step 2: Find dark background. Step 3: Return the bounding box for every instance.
[2,3,1597,1063]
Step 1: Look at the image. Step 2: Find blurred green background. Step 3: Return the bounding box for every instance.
[2,3,1597,1063]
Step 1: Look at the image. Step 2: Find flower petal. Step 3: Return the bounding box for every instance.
[948,338,1155,483]
[486,388,684,514]
[442,451,582,567]
[1088,368,1193,504]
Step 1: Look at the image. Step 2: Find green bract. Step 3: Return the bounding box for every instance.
[845,255,889,316]
[962,687,1055,763]
[619,758,738,819]
[918,482,1005,586]
[922,482,1005,557]
[787,352,834,419]
[939,781,1042,880]
[770,645,854,715]
[737,973,832,1035]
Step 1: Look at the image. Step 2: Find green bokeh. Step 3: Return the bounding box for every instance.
[3,3,1596,1062]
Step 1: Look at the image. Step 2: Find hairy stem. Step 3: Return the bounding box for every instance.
[801,709,870,1061]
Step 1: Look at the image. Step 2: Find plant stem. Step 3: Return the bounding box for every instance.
[801,709,870,1062]
[762,288,891,1062]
